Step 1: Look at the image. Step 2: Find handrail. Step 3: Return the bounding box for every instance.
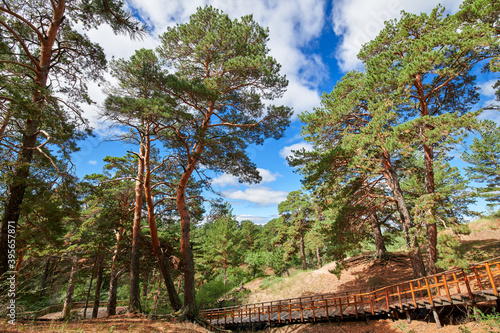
[200,258,500,326]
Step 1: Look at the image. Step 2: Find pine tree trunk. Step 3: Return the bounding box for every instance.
[62,261,76,319]
[154,273,162,315]
[107,226,124,316]
[92,254,104,319]
[0,0,66,277]
[0,119,39,276]
[142,270,149,298]
[39,258,52,300]
[144,133,182,311]
[416,75,438,275]
[176,108,213,320]
[371,213,387,259]
[300,228,307,270]
[177,165,199,319]
[84,255,98,319]
[129,139,145,314]
[382,149,426,278]
[423,143,437,274]
[316,248,322,268]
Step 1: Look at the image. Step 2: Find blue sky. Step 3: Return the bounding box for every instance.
[73,0,499,224]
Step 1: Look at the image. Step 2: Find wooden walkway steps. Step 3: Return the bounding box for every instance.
[200,257,500,329]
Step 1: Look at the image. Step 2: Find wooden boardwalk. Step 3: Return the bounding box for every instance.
[200,258,500,329]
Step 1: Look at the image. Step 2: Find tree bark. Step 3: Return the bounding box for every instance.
[144,133,182,311]
[154,273,162,315]
[142,270,149,298]
[316,248,322,268]
[39,258,52,300]
[62,260,76,319]
[371,213,387,259]
[299,228,307,270]
[382,149,426,278]
[415,74,438,275]
[423,143,438,274]
[92,254,105,319]
[0,0,66,277]
[129,138,145,314]
[107,226,124,316]
[83,255,98,319]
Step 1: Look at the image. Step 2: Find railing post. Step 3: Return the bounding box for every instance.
[397,285,403,309]
[312,300,316,321]
[267,305,271,323]
[453,272,461,294]
[425,278,434,307]
[370,294,374,315]
[354,295,358,318]
[339,297,343,320]
[288,301,292,323]
[434,276,441,296]
[443,274,452,303]
[300,299,304,322]
[385,288,390,311]
[410,282,417,308]
[462,269,474,300]
[325,299,329,321]
[278,301,281,323]
[474,268,484,290]
[485,263,499,296]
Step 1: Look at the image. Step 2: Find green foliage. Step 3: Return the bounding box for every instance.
[265,247,289,276]
[463,120,500,208]
[473,308,500,331]
[245,251,267,278]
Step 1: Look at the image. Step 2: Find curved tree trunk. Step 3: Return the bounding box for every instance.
[144,133,182,311]
[107,226,124,316]
[382,149,426,278]
[129,138,145,313]
[416,75,438,275]
[92,254,105,319]
[371,213,386,259]
[83,255,98,319]
[316,248,322,268]
[423,143,437,274]
[62,260,76,319]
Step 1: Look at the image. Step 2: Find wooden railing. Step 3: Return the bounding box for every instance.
[17,299,129,319]
[200,257,500,326]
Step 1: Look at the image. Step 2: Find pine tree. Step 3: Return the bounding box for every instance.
[463,120,500,209]
[0,0,144,277]
[358,3,497,273]
[156,6,292,320]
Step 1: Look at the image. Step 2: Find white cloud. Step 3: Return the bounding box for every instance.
[211,173,239,187]
[479,79,498,97]
[279,142,313,159]
[235,214,278,224]
[211,168,281,187]
[223,187,288,206]
[88,160,97,165]
[257,168,281,183]
[331,0,466,72]
[478,109,500,124]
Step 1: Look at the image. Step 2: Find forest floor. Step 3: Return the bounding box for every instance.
[2,217,499,332]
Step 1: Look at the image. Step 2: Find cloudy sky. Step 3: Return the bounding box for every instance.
[73,0,498,223]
